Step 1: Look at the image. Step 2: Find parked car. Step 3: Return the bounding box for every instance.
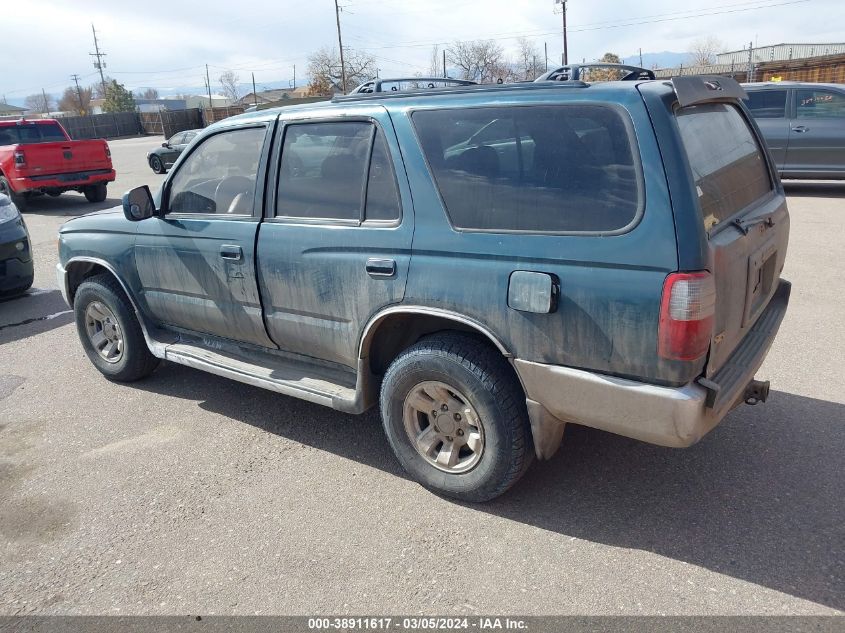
[0,194,33,296]
[535,63,655,82]
[0,118,115,211]
[57,76,791,502]
[743,82,845,179]
[147,129,201,174]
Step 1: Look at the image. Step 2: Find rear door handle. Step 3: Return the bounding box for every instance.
[366,258,396,278]
[219,244,243,261]
[791,125,809,133]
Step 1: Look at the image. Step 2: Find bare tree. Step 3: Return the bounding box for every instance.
[58,85,92,115]
[447,40,506,84]
[219,71,241,101]
[688,36,724,67]
[516,37,543,80]
[307,47,376,94]
[91,77,114,100]
[24,92,54,114]
[141,87,160,99]
[428,45,442,77]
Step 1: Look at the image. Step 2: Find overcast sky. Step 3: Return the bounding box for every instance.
[4,0,843,102]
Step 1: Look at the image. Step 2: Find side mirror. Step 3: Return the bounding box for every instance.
[122,185,156,221]
[162,142,169,148]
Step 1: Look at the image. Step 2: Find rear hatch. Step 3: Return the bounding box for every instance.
[672,87,790,377]
[5,122,111,177]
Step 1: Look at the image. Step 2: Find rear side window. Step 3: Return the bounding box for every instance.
[412,105,641,233]
[796,89,845,118]
[676,103,771,231]
[276,122,400,222]
[745,90,787,118]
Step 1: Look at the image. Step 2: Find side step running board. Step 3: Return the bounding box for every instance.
[163,343,374,414]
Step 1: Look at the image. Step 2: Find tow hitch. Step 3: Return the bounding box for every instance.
[744,380,770,405]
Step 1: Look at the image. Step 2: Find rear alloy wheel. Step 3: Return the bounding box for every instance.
[380,333,534,502]
[83,183,108,203]
[0,176,27,211]
[149,155,165,174]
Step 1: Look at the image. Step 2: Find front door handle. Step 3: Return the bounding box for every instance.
[791,125,809,133]
[219,244,243,261]
[366,258,396,278]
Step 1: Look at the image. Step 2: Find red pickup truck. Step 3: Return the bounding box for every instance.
[0,118,115,211]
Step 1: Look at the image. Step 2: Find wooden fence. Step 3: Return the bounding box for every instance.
[202,105,246,124]
[139,109,203,138]
[61,112,143,140]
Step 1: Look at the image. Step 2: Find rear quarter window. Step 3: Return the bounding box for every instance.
[412,104,642,234]
[676,103,772,231]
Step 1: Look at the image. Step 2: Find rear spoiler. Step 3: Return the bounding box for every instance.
[672,75,748,107]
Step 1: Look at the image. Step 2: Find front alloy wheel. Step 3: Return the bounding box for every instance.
[84,300,124,363]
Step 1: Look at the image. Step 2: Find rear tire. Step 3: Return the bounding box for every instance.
[0,176,27,211]
[83,183,107,203]
[73,274,159,382]
[380,333,534,502]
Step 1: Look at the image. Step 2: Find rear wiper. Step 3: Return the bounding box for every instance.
[733,215,774,235]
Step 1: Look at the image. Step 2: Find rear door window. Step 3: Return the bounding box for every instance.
[412,105,642,233]
[745,90,787,119]
[796,89,845,118]
[676,103,772,231]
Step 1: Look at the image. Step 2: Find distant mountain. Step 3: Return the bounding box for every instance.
[621,51,689,69]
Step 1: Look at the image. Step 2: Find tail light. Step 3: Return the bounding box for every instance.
[104,144,111,158]
[14,150,25,166]
[658,271,716,361]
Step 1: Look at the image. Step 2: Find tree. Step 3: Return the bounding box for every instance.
[219,71,240,101]
[428,45,442,77]
[102,80,136,113]
[91,77,114,100]
[307,47,376,94]
[141,87,160,99]
[58,85,92,115]
[24,92,54,114]
[688,36,724,67]
[447,40,506,84]
[516,37,543,80]
[583,52,624,82]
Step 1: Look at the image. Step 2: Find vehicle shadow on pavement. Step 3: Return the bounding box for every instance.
[20,194,122,216]
[0,290,73,346]
[783,181,845,198]
[138,365,844,611]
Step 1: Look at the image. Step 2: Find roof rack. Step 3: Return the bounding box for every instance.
[536,63,655,82]
[348,77,477,95]
[333,80,588,103]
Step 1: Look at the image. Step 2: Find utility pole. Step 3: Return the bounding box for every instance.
[555,0,568,65]
[443,49,447,77]
[639,48,643,67]
[334,0,347,93]
[293,64,296,90]
[71,74,84,114]
[746,41,754,82]
[205,64,213,110]
[544,42,548,71]
[252,72,257,106]
[89,24,108,99]
[41,88,49,114]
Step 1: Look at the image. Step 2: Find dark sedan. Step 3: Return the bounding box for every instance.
[147,129,201,174]
[744,82,845,179]
[0,194,33,297]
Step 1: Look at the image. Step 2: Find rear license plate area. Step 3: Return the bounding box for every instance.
[744,240,778,327]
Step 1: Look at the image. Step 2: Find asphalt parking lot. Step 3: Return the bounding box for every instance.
[0,135,842,616]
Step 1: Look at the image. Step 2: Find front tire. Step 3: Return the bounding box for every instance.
[83,183,108,203]
[380,333,534,502]
[73,274,159,382]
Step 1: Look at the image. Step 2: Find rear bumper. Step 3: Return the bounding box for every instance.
[516,279,791,452]
[14,169,115,192]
